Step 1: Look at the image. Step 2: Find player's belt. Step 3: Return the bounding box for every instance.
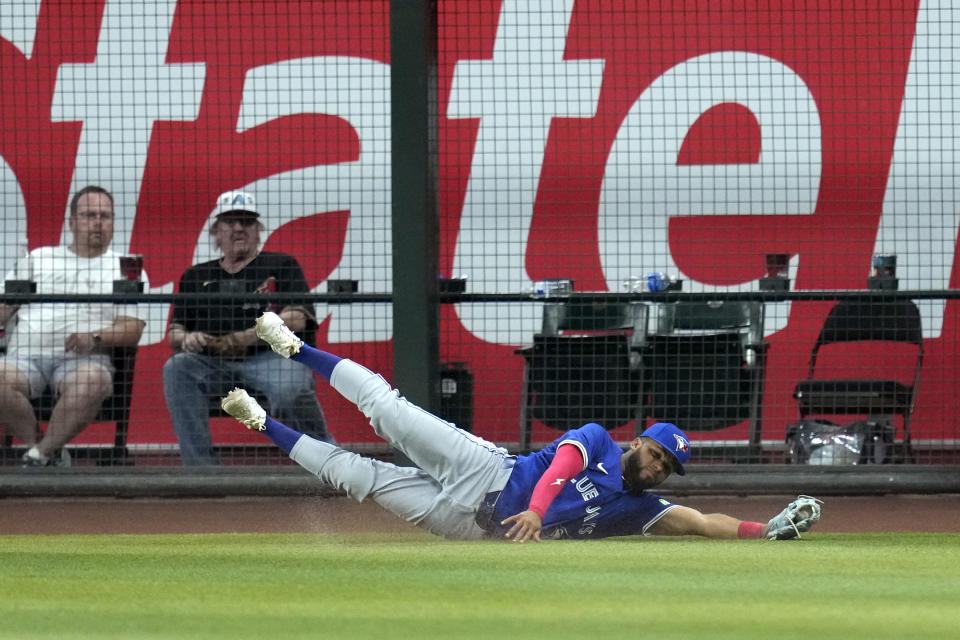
[474,490,502,534]
[474,456,517,534]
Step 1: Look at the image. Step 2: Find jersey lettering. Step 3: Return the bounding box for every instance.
[574,476,599,501]
[578,507,602,536]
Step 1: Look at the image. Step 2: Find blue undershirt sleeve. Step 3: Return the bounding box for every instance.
[262,416,303,454]
[291,343,342,381]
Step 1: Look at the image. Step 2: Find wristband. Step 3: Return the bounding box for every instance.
[737,521,765,539]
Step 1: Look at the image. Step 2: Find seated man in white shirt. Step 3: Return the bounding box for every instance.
[0,185,148,467]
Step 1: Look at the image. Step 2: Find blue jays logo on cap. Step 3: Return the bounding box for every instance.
[639,422,691,475]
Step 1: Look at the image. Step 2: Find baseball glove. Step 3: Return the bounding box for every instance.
[765,495,823,540]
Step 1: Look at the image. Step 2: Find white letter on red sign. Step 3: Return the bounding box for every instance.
[51,0,205,256]
[448,0,605,345]
[876,0,956,338]
[216,57,392,343]
[598,51,820,338]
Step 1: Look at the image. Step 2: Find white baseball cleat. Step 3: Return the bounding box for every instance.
[255,311,303,358]
[221,388,267,431]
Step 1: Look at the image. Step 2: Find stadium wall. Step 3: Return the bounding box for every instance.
[3,1,960,491]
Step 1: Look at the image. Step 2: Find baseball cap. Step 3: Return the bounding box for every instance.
[214,190,259,218]
[639,422,691,475]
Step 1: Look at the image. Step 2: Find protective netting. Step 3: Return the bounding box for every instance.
[1,1,957,468]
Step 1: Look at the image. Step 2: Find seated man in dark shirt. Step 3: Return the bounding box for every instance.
[163,190,334,464]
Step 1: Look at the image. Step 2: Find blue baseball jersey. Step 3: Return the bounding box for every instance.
[492,423,676,539]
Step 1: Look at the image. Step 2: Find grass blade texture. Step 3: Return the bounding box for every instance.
[1,532,958,639]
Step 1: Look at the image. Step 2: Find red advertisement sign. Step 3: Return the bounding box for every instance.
[2,1,955,448]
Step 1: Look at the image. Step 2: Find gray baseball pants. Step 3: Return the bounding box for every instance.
[289,359,516,540]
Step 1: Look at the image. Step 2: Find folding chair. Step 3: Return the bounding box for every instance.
[792,298,923,461]
[641,300,768,461]
[516,299,648,452]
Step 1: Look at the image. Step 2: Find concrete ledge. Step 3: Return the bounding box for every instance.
[0,467,333,498]
[3,465,959,498]
[658,464,960,496]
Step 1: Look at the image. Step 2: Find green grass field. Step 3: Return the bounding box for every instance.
[2,532,958,640]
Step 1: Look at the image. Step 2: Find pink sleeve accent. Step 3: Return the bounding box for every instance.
[738,521,765,539]
[527,444,587,517]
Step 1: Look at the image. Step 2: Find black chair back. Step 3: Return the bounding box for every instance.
[526,333,639,431]
[644,332,753,431]
[817,299,923,347]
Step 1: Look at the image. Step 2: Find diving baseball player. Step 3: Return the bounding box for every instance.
[221,312,821,542]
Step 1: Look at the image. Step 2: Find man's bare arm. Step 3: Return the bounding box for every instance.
[648,496,823,540]
[66,315,146,354]
[0,303,19,327]
[647,505,753,539]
